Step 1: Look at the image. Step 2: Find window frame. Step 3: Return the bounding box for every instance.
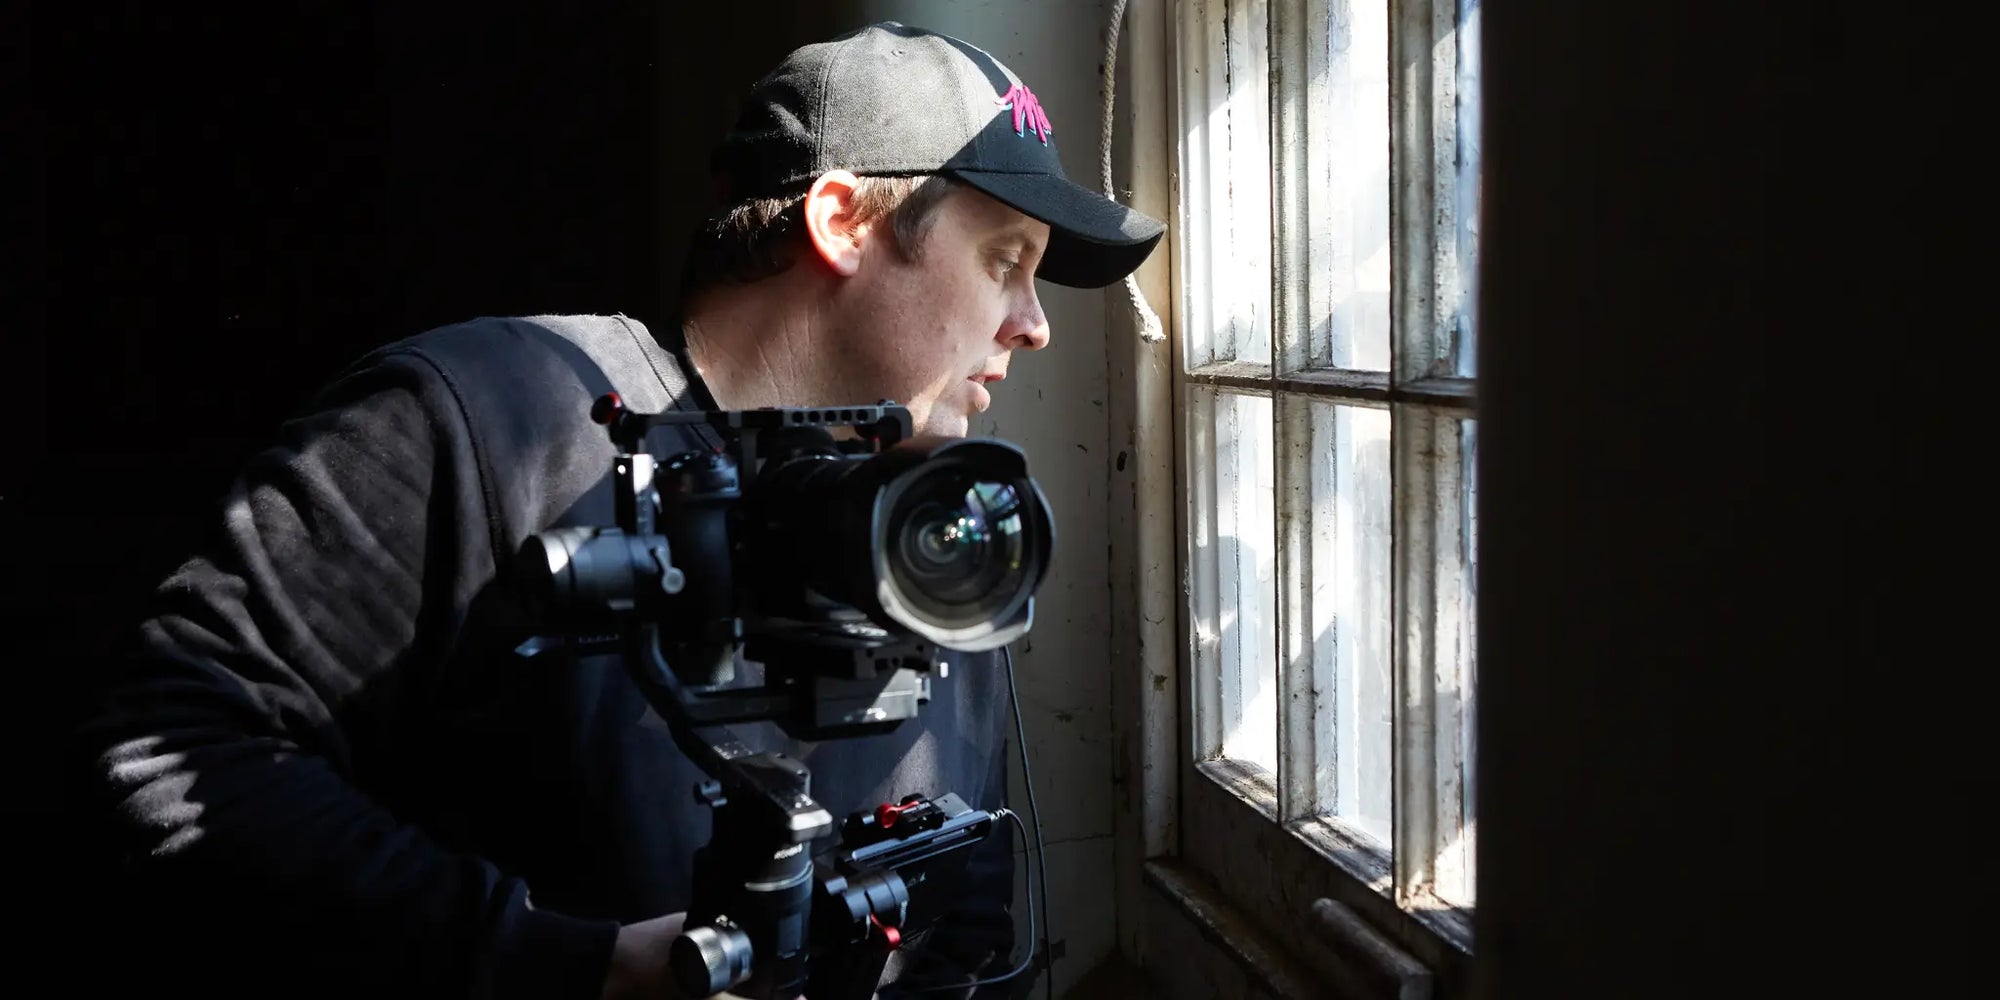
[1151,0,1480,986]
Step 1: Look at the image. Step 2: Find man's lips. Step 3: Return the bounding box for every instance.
[966,374,998,411]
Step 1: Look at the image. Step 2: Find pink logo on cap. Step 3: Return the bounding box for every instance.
[996,84,1053,145]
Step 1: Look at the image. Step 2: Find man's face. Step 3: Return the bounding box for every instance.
[824,184,1052,438]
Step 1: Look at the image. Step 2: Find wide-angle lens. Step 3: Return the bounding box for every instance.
[890,479,1025,623]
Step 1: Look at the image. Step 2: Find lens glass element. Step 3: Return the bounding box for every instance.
[887,474,1027,628]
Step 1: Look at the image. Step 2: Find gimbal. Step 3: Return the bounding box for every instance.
[514,395,1053,998]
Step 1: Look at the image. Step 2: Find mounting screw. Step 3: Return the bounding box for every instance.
[695,780,727,808]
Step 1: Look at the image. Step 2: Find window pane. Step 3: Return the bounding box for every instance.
[1433,417,1478,906]
[1216,391,1278,776]
[1450,0,1482,377]
[1310,402,1393,845]
[1224,0,1273,369]
[1316,0,1391,372]
[1181,0,1272,370]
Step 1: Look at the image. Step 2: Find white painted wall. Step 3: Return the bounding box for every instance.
[826,3,1121,995]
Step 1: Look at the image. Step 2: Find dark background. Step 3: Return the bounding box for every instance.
[13,0,848,970]
[18,0,673,920]
[11,2,1964,996]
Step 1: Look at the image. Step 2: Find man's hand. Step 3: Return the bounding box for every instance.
[601,911,685,1000]
[599,911,811,1000]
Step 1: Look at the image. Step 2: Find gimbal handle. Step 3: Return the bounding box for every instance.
[664,719,999,1000]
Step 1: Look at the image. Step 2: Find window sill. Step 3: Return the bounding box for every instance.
[1181,760,1474,996]
[1142,857,1331,999]
[1142,856,1449,1000]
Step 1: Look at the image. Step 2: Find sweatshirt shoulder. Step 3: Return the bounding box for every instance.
[364,314,679,406]
[331,313,706,542]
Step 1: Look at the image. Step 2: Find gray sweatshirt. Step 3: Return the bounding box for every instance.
[72,313,1017,999]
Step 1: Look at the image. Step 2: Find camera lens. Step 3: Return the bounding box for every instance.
[901,503,971,581]
[886,473,1028,630]
[741,430,1051,652]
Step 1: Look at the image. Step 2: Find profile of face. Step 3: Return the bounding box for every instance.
[805,171,1053,438]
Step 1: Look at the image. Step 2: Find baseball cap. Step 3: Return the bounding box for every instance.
[709,21,1167,290]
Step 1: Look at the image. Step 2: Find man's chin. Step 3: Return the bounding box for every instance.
[912,402,973,439]
[917,415,972,439]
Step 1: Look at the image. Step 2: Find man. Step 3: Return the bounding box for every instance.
[70,20,1162,1000]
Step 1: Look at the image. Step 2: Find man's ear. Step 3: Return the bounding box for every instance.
[803,170,868,277]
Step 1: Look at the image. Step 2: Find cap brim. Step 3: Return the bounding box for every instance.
[949,170,1167,289]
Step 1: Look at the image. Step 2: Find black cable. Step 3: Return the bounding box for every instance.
[890,643,1052,999]
[1003,644,1055,1000]
[890,808,1036,996]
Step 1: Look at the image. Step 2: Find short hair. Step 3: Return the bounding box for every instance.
[679,173,960,299]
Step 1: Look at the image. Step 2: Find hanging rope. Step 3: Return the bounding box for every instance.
[1100,0,1167,344]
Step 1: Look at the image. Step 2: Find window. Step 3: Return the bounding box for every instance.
[1167,0,1481,966]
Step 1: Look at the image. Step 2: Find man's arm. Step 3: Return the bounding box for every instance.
[71,348,619,999]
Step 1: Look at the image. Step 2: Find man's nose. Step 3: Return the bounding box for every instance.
[1001,288,1050,352]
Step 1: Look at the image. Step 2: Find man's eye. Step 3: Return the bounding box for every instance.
[995,257,1020,275]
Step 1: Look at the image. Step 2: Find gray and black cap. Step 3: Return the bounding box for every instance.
[709,21,1167,290]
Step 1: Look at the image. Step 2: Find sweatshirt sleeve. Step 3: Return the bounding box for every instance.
[71,345,619,999]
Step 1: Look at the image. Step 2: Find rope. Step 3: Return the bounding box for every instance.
[1101,0,1167,344]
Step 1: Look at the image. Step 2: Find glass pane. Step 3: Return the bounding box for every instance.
[1223,0,1272,368]
[1315,0,1391,372]
[1187,385,1221,758]
[1216,391,1278,775]
[1433,417,1478,906]
[1451,0,1483,377]
[1310,402,1393,845]
[1181,0,1273,370]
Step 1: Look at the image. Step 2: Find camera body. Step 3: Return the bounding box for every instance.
[515,396,1055,742]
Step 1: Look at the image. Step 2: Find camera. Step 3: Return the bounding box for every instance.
[508,395,1055,999]
[514,395,1055,741]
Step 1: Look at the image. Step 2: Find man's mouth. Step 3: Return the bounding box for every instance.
[966,369,1005,412]
[966,376,994,411]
